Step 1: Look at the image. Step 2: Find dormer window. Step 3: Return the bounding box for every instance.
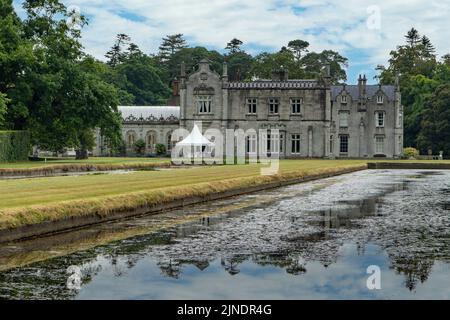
[197,95,213,114]
[341,95,348,104]
[377,95,384,104]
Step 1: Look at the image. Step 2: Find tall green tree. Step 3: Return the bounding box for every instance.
[226,51,253,81]
[377,28,439,150]
[223,39,252,81]
[443,54,450,66]
[250,49,303,80]
[158,33,187,62]
[250,47,347,84]
[417,84,450,155]
[405,27,421,47]
[112,53,171,105]
[421,36,435,57]
[302,50,348,83]
[0,92,8,127]
[287,39,310,62]
[127,42,142,57]
[225,38,243,54]
[0,0,34,130]
[163,46,224,82]
[103,38,171,105]
[18,0,123,158]
[105,33,131,67]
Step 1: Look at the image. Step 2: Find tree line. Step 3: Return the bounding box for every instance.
[1,1,448,158]
[377,28,450,156]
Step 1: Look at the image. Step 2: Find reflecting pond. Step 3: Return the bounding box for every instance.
[0,169,450,300]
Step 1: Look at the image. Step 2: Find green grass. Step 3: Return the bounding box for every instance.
[0,160,368,229]
[0,160,366,208]
[0,157,170,169]
[1,158,450,231]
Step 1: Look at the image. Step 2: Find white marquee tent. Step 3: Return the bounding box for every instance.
[176,124,214,162]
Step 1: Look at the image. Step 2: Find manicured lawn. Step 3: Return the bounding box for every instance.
[1,158,450,209]
[1,159,449,231]
[0,160,366,209]
[0,157,170,169]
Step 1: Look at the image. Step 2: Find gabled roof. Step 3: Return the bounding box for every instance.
[331,85,396,101]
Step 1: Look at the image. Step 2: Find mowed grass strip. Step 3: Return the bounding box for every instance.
[0,160,368,230]
[0,157,170,170]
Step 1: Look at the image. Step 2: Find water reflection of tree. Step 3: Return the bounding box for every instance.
[158,260,182,279]
[252,253,306,275]
[392,257,434,291]
[221,257,241,276]
[3,174,450,298]
[0,231,174,299]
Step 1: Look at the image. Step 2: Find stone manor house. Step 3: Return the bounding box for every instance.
[93,59,404,159]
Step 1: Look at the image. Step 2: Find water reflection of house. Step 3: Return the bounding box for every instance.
[318,197,379,230]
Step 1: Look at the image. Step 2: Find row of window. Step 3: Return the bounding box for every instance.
[338,111,385,128]
[340,95,385,104]
[245,134,385,155]
[263,98,303,115]
[198,96,387,119]
[196,96,303,114]
[128,131,385,155]
[337,135,384,154]
[126,131,174,150]
[244,98,304,115]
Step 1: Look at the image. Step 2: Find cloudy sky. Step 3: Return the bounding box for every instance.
[13,0,450,83]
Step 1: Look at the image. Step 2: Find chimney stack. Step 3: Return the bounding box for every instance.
[358,74,363,99]
[325,64,331,78]
[271,67,289,81]
[181,61,186,77]
[198,59,210,72]
[362,74,367,98]
[395,73,400,91]
[172,78,179,97]
[222,62,228,78]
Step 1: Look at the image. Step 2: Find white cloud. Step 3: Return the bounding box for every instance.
[16,0,450,82]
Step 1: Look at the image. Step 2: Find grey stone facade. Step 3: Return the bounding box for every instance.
[94,59,403,159]
[93,106,180,156]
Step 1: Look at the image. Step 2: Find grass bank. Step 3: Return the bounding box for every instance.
[0,160,367,241]
[0,157,171,177]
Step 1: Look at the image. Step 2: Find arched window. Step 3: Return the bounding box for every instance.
[167,132,173,151]
[146,131,157,152]
[126,131,137,148]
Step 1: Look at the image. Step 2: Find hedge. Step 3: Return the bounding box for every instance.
[0,131,31,162]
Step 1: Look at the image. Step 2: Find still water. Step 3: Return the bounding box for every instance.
[0,169,449,300]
